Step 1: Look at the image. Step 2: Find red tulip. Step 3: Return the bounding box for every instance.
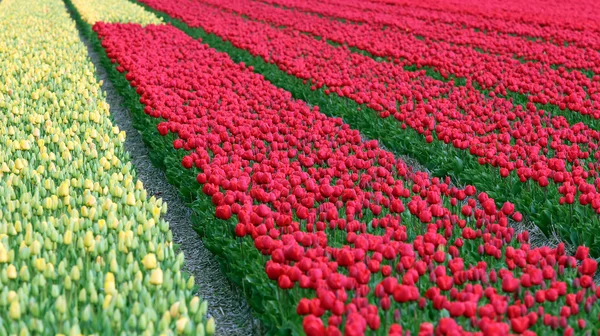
[302,315,325,336]
[215,205,232,220]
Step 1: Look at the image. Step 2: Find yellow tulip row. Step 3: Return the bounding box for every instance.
[71,0,162,25]
[0,0,213,335]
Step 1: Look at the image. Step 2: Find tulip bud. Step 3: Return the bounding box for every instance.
[79,288,87,303]
[176,317,189,334]
[63,230,73,245]
[206,317,215,335]
[189,297,200,314]
[71,265,80,281]
[82,304,92,321]
[9,300,20,320]
[187,276,195,290]
[84,231,94,248]
[104,272,117,295]
[7,264,17,280]
[113,309,122,328]
[0,244,7,263]
[142,253,157,270]
[34,258,46,272]
[157,244,165,261]
[170,301,181,318]
[200,300,208,316]
[126,193,136,206]
[69,324,81,336]
[89,285,98,304]
[127,314,138,330]
[55,295,67,315]
[150,269,163,286]
[19,246,30,260]
[64,275,72,290]
[58,181,69,197]
[195,323,205,336]
[19,265,30,282]
[158,311,171,331]
[103,294,113,310]
[138,312,148,330]
[51,285,60,298]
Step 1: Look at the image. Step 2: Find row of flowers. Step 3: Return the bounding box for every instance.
[203,0,600,120]
[72,0,162,26]
[365,0,600,39]
[135,0,600,255]
[207,0,600,72]
[266,0,600,52]
[0,0,212,334]
[95,21,600,335]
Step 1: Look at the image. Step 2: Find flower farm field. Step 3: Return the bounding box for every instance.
[2,0,600,335]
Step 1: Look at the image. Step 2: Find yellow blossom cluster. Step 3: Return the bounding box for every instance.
[0,0,213,334]
[71,0,162,25]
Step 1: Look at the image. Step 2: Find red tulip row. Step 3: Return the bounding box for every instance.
[95,21,600,335]
[363,0,600,34]
[213,0,600,118]
[137,0,600,226]
[230,0,600,73]
[263,0,600,51]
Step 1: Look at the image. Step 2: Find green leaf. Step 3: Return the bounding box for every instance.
[453,156,464,174]
[570,231,579,246]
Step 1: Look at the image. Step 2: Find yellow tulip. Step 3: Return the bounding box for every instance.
[55,296,67,314]
[176,317,189,335]
[0,244,7,263]
[83,231,94,248]
[142,253,157,270]
[9,300,20,320]
[64,230,73,245]
[150,269,163,286]
[126,192,136,206]
[104,272,117,295]
[7,264,17,279]
[206,317,215,335]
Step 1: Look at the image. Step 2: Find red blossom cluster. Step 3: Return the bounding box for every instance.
[203,0,600,72]
[271,0,600,51]
[138,0,600,217]
[218,0,600,117]
[365,0,600,38]
[94,22,600,335]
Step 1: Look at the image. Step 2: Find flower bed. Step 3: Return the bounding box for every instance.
[94,21,600,335]
[263,0,600,51]
[0,0,211,334]
[71,0,162,25]
[133,0,600,255]
[201,0,600,112]
[201,0,600,72]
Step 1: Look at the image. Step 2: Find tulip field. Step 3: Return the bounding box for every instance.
[3,0,600,335]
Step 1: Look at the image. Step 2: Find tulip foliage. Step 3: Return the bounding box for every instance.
[135,0,600,255]
[94,21,600,335]
[0,0,213,334]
